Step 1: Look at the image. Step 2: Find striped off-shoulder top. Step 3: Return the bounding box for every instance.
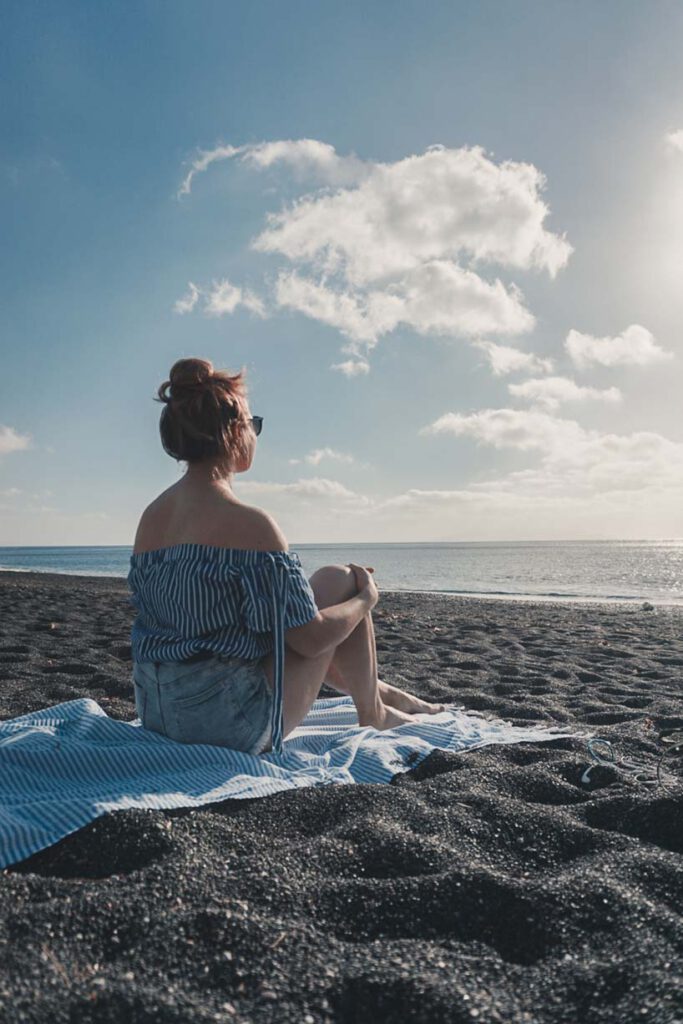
[126,543,320,754]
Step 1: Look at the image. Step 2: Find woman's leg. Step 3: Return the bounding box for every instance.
[310,566,446,716]
[262,565,412,737]
[262,564,442,739]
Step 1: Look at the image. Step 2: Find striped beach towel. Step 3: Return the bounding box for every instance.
[0,696,580,869]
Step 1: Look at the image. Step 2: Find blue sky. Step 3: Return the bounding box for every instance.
[2,0,683,545]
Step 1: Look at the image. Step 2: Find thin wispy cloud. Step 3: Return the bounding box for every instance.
[203,279,266,318]
[177,139,370,198]
[0,425,32,455]
[419,406,683,495]
[418,407,683,497]
[419,408,584,452]
[474,341,554,376]
[173,282,200,314]
[288,447,355,466]
[507,376,622,410]
[238,476,370,503]
[565,324,672,369]
[172,278,267,318]
[330,358,370,377]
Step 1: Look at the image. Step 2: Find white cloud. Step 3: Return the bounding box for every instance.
[251,142,572,285]
[508,376,622,409]
[0,425,31,455]
[178,139,369,198]
[178,143,244,198]
[173,278,267,318]
[565,324,672,369]
[222,404,683,540]
[474,340,554,376]
[204,278,266,318]
[274,271,382,343]
[230,439,683,541]
[178,139,571,371]
[419,406,683,500]
[330,359,370,377]
[275,261,534,346]
[420,407,584,452]
[237,476,370,503]
[288,447,355,466]
[664,129,683,154]
[368,479,683,542]
[173,282,200,314]
[0,486,22,497]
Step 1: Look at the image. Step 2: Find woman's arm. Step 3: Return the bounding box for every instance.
[285,590,375,659]
[247,509,375,659]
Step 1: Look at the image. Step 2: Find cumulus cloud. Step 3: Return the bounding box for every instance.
[178,139,571,371]
[664,129,683,154]
[508,376,622,409]
[173,282,200,314]
[565,324,672,369]
[0,425,31,456]
[474,340,554,376]
[275,262,534,345]
[250,142,571,284]
[288,447,355,466]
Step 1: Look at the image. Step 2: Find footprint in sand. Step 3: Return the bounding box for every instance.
[42,661,99,676]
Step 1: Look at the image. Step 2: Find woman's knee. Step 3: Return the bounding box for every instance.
[309,564,357,609]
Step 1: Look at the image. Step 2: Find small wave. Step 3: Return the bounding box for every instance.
[381,587,683,607]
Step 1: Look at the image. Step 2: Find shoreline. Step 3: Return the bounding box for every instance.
[1,567,681,608]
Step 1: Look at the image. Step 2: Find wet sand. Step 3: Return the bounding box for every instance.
[0,570,682,1023]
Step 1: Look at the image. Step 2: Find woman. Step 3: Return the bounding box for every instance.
[127,357,446,757]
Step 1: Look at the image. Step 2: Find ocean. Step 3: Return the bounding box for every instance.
[0,541,682,605]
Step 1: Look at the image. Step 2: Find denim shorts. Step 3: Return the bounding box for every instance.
[131,653,274,755]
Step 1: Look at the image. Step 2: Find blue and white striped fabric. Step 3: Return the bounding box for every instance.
[127,544,321,755]
[0,695,582,869]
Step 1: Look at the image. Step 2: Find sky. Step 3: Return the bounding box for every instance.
[2,0,683,546]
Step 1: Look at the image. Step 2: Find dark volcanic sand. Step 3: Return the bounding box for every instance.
[0,570,682,1024]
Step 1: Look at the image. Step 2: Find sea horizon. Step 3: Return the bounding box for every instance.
[2,540,682,606]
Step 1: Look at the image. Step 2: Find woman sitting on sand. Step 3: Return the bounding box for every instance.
[127,357,445,756]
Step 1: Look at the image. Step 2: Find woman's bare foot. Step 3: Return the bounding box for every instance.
[379,681,448,715]
[357,701,415,731]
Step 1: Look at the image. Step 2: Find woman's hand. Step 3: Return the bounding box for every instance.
[347,563,378,608]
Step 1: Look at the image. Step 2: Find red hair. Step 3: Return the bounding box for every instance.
[156,357,251,465]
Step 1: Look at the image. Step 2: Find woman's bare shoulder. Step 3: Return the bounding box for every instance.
[132,496,289,554]
[238,505,289,552]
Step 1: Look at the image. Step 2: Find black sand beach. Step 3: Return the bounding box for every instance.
[1,570,682,1023]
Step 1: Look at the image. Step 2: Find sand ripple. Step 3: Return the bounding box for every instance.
[1,572,682,1022]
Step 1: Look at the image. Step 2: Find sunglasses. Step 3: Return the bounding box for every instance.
[250,416,263,436]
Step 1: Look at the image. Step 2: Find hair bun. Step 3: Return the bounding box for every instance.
[155,357,249,466]
[169,357,214,395]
